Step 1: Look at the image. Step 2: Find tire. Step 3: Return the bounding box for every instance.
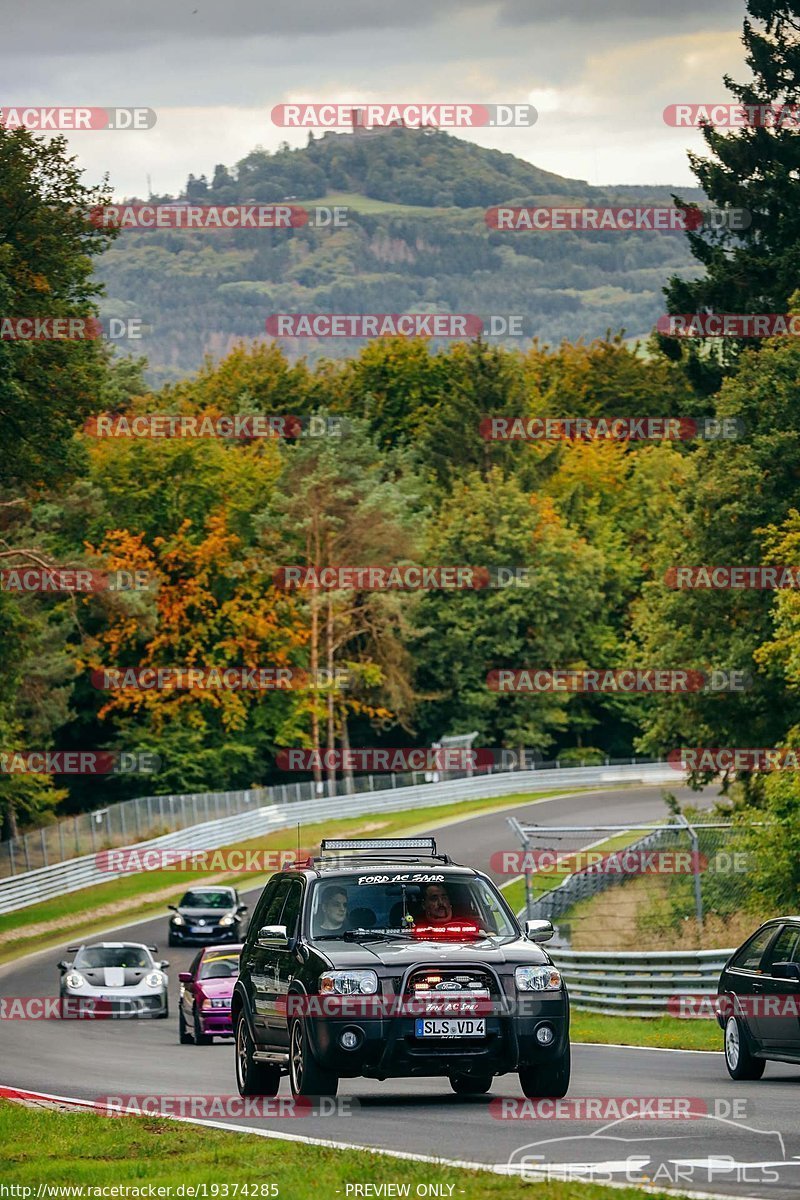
[724,1015,766,1080]
[234,1012,281,1097]
[519,1048,571,1098]
[193,1007,213,1045]
[289,1019,338,1098]
[179,1009,193,1044]
[449,1074,493,1095]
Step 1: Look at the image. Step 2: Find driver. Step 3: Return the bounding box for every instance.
[318,885,349,933]
[420,882,453,924]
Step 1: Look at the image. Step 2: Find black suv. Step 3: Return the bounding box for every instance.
[232,838,570,1098]
[168,886,248,946]
[717,916,800,1079]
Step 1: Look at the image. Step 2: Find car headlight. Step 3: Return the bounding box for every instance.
[218,915,235,927]
[145,972,164,988]
[515,965,562,991]
[65,972,85,989]
[319,970,378,996]
[171,914,186,926]
[202,998,229,1009]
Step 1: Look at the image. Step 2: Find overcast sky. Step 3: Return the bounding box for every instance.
[1,0,748,197]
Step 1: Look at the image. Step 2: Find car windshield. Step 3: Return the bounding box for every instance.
[74,947,152,969]
[309,874,518,941]
[198,953,240,980]
[179,890,233,909]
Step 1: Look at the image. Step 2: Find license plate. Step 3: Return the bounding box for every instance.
[415,1017,486,1038]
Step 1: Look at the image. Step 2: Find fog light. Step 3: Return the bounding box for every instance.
[536,1024,555,1045]
[340,1029,360,1049]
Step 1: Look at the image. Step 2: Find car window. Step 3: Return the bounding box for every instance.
[731,925,778,971]
[198,952,240,980]
[179,890,233,908]
[763,925,800,972]
[189,951,204,977]
[246,878,279,940]
[74,946,152,969]
[257,879,291,931]
[279,880,304,939]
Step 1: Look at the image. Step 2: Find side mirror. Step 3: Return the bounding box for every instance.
[160,960,170,969]
[238,905,248,913]
[525,919,555,944]
[258,924,288,948]
[771,961,800,982]
[57,961,70,972]
[178,972,193,985]
[167,905,178,913]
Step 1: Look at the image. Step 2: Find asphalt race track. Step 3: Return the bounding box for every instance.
[2,784,799,1198]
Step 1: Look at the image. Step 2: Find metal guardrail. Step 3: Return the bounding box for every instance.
[0,760,674,914]
[552,947,733,1017]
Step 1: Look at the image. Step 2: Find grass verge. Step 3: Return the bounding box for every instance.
[570,1009,722,1052]
[0,788,582,967]
[0,1097,676,1199]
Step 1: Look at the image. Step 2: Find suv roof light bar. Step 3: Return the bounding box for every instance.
[320,837,437,853]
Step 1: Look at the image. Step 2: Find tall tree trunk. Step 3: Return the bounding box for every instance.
[325,595,337,794]
[310,592,322,792]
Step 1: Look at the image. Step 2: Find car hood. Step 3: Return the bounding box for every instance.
[77,967,154,988]
[195,978,236,1000]
[315,936,550,970]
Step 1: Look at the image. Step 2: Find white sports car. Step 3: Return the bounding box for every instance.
[58,941,169,1018]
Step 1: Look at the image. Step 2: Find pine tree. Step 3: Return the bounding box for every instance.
[662,1,800,390]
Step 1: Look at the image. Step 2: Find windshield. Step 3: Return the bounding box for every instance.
[309,874,518,941]
[198,953,240,980]
[179,890,234,909]
[74,947,152,969]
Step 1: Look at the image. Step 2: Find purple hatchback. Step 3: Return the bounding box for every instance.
[178,945,242,1044]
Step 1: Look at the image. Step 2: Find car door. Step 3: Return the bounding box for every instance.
[753,923,800,1050]
[245,878,291,1044]
[181,950,203,1021]
[271,878,305,1049]
[725,923,782,1046]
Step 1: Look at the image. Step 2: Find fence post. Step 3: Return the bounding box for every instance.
[40,827,48,868]
[8,840,15,876]
[120,804,127,842]
[58,820,65,863]
[74,816,80,856]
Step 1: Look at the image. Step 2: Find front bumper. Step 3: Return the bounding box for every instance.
[60,988,168,1019]
[170,925,238,944]
[304,994,569,1079]
[199,1008,233,1036]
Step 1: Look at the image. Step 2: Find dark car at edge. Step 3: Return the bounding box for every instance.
[717,915,800,1078]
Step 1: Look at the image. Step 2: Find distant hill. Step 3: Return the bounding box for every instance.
[97,128,705,383]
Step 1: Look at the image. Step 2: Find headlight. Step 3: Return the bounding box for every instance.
[171,914,186,926]
[65,972,85,989]
[218,915,235,927]
[145,972,164,988]
[319,970,378,996]
[515,965,562,991]
[202,998,229,1010]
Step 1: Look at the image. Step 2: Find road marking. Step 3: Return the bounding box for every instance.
[573,1041,720,1054]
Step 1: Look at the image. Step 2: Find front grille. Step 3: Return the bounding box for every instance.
[405,966,495,1000]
